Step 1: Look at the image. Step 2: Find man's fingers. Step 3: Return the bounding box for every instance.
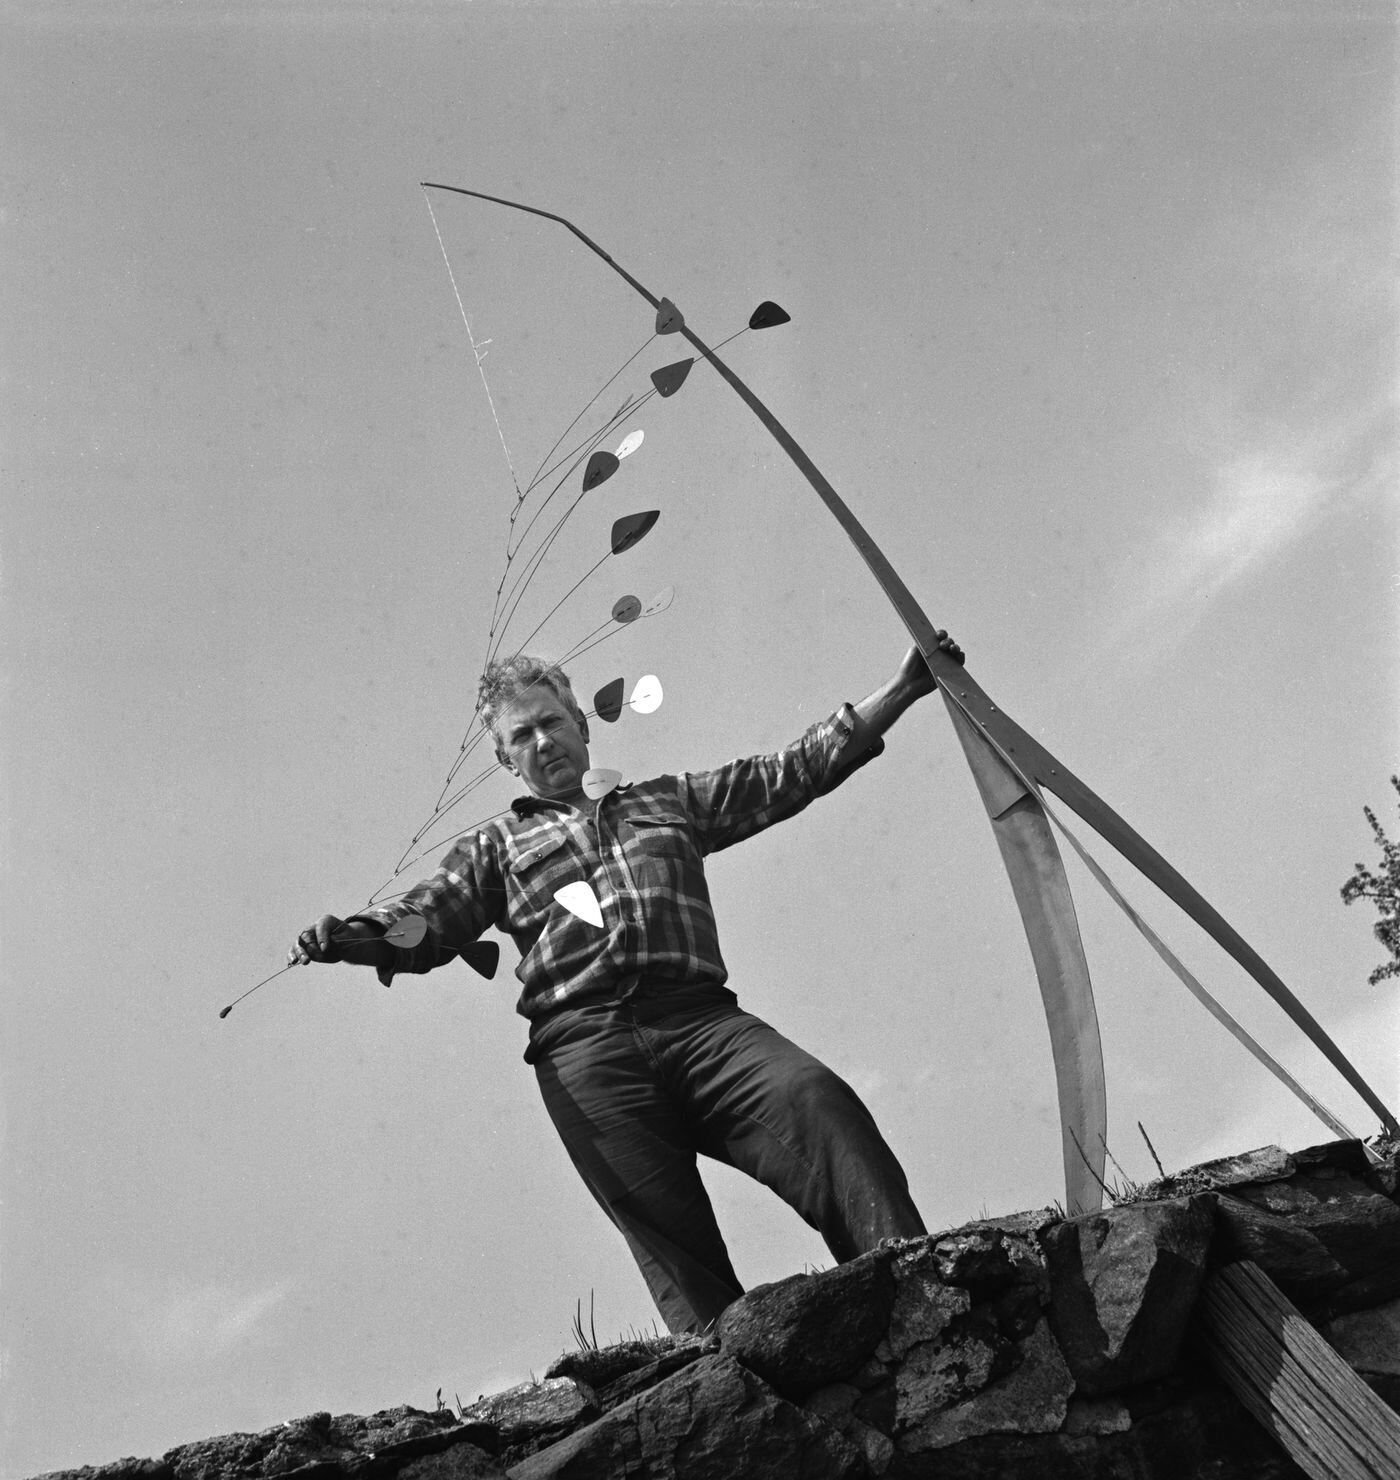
[314,914,345,958]
[289,915,345,965]
[932,629,966,665]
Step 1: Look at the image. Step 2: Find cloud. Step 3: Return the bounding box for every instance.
[1106,399,1395,644]
[139,1279,290,1362]
[1135,446,1332,619]
[91,1275,292,1364]
[1097,133,1398,647]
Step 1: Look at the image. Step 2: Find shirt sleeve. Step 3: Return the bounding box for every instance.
[679,703,885,855]
[347,828,506,987]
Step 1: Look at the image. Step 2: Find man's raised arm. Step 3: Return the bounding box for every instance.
[851,633,965,743]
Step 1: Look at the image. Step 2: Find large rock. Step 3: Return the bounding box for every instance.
[878,1377,1308,1478]
[1211,1168,1400,1318]
[801,1384,895,1477]
[507,1354,865,1480]
[31,1411,506,1480]
[1042,1195,1213,1396]
[1319,1295,1400,1377]
[543,1336,719,1417]
[399,1448,512,1480]
[456,1381,590,1462]
[875,1228,1059,1446]
[544,1335,715,1389]
[876,1255,971,1366]
[46,1409,507,1480]
[1158,1145,1295,1193]
[716,1253,896,1397]
[896,1319,1074,1453]
[878,1227,1047,1369]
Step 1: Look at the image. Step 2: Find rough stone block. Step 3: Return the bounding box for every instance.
[1042,1194,1213,1396]
[398,1446,509,1480]
[546,1336,718,1415]
[1176,1145,1295,1188]
[1212,1169,1400,1317]
[545,1335,713,1388]
[877,1376,1305,1478]
[892,1319,1003,1428]
[1320,1295,1400,1376]
[803,1385,894,1476]
[1292,1138,1380,1175]
[876,1247,971,1364]
[716,1251,895,1397]
[31,1463,175,1480]
[140,1407,502,1480]
[896,1318,1074,1452]
[1061,1396,1132,1436]
[506,1354,865,1480]
[876,1226,1047,1370]
[459,1380,587,1434]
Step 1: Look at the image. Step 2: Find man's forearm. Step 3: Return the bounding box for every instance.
[852,642,957,740]
[336,918,398,969]
[853,675,922,739]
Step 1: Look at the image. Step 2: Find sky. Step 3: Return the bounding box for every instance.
[2,1,1396,1473]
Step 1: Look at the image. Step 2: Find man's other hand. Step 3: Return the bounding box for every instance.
[290,914,349,965]
[897,632,964,700]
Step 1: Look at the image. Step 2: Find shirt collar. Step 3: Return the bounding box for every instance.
[511,781,632,817]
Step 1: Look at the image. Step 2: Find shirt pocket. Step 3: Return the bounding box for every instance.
[623,812,699,894]
[508,832,581,925]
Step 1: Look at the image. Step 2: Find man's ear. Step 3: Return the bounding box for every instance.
[496,747,517,775]
[578,715,590,745]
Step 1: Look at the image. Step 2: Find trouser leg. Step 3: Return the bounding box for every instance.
[663,1007,927,1259]
[533,1008,744,1335]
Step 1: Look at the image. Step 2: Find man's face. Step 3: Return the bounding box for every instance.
[498,688,591,801]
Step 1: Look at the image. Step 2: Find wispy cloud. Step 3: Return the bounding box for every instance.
[137,1279,290,1362]
[94,1273,292,1364]
[1131,443,1334,622]
[1113,405,1394,640]
[1098,135,1397,647]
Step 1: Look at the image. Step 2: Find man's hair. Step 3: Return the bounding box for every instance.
[477,654,585,761]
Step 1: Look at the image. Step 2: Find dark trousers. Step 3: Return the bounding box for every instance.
[530,992,926,1333]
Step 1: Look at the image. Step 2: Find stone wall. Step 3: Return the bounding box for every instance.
[36,1138,1400,1480]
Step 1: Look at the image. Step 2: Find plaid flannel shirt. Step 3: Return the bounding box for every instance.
[354,703,883,1022]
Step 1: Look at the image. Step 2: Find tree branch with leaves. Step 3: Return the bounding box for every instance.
[1341,775,1400,985]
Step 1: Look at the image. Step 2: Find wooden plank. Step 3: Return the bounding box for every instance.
[942,696,1106,1216]
[1197,1260,1400,1480]
[1200,1274,1391,1476]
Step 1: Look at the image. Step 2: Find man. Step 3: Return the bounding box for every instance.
[293,635,964,1333]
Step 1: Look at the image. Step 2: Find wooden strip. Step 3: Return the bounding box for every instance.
[1198,1261,1400,1480]
[942,696,1107,1215]
[1198,1313,1363,1474]
[1199,1317,1378,1476]
[1228,1266,1400,1473]
[1031,785,1355,1142]
[1198,1300,1341,1473]
[1201,1278,1384,1473]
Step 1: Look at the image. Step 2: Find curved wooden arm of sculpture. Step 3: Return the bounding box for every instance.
[935,667,1399,1138]
[688,323,1396,1139]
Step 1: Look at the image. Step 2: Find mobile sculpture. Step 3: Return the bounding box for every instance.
[227,181,1396,1219]
[415,183,1395,1214]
